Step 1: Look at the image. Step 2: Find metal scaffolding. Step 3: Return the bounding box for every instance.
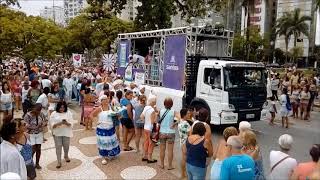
[118,26,234,86]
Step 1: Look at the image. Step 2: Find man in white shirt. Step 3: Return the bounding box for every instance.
[270,134,298,180]
[36,87,50,118]
[63,74,74,103]
[41,75,52,89]
[0,122,27,179]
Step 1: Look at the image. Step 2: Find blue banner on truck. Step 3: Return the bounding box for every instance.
[163,35,186,90]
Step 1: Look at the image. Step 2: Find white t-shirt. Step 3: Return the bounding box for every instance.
[0,141,27,179]
[41,79,52,89]
[63,78,74,91]
[142,106,154,131]
[36,94,48,109]
[22,87,31,103]
[49,111,73,137]
[269,150,297,180]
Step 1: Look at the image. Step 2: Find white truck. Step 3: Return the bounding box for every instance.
[116,25,268,125]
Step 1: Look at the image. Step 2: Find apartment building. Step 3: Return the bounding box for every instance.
[275,0,313,57]
[64,0,88,23]
[40,6,66,26]
[240,0,277,36]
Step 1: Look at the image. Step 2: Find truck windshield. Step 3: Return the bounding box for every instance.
[224,67,266,89]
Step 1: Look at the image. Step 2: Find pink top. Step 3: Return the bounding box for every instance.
[293,162,317,180]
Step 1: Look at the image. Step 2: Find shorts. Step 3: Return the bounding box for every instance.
[29,132,44,145]
[1,102,12,111]
[159,133,175,144]
[134,121,144,129]
[120,118,134,129]
[280,110,289,117]
[112,115,120,127]
[26,164,36,179]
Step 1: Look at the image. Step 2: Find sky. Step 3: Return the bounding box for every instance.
[12,0,64,16]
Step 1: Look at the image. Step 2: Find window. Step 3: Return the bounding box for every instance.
[204,68,221,87]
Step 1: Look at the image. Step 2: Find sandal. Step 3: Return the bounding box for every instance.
[65,157,71,162]
[142,158,148,161]
[56,163,61,169]
[147,159,157,163]
[167,167,175,170]
[124,147,134,151]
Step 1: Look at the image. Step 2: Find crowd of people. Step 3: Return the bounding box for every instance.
[268,67,319,127]
[0,60,319,180]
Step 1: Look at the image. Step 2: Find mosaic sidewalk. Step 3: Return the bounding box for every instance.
[13,104,180,180]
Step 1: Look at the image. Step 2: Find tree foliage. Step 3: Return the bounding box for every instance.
[276,8,311,62]
[232,27,265,62]
[0,7,68,61]
[134,0,176,30]
[67,9,133,57]
[0,5,133,62]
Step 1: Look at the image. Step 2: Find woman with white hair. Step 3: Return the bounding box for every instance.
[90,94,120,165]
[140,96,157,163]
[239,121,252,137]
[269,134,297,180]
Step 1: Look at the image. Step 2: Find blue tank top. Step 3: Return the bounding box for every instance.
[186,137,207,168]
[18,135,34,165]
[120,98,131,119]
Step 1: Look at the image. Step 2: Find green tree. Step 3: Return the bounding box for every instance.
[134,0,176,30]
[66,11,133,58]
[289,46,303,63]
[276,8,312,62]
[232,27,265,62]
[0,7,68,62]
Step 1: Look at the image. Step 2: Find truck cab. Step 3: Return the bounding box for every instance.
[192,59,267,125]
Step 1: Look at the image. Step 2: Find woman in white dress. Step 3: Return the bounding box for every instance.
[90,94,120,165]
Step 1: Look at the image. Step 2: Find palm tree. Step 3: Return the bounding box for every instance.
[242,0,255,61]
[276,8,312,62]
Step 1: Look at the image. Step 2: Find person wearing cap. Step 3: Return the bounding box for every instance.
[220,136,255,180]
[90,94,120,165]
[269,134,297,180]
[291,144,320,180]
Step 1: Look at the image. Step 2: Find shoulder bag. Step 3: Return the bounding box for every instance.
[150,109,170,143]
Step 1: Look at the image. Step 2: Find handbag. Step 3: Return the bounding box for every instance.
[150,109,170,143]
